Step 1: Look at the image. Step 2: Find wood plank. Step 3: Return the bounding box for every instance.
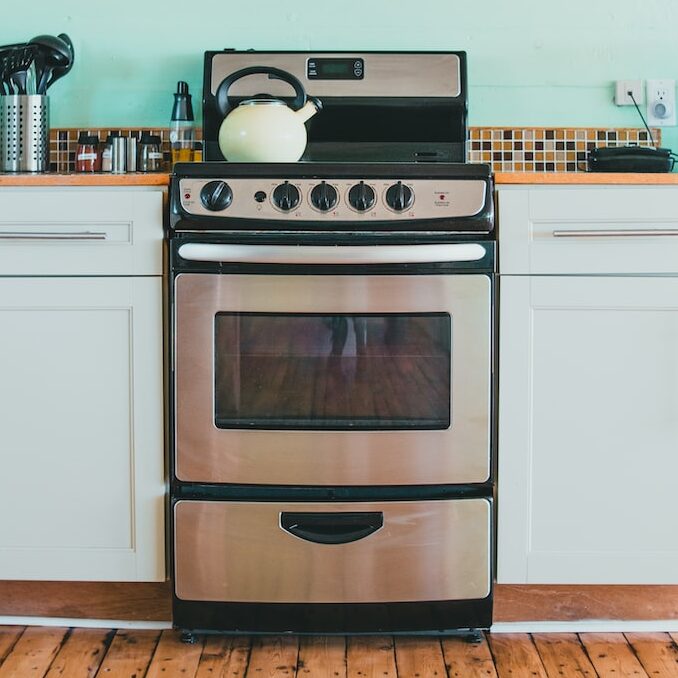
[1,582,676,624]
[393,637,445,678]
[624,632,678,677]
[531,633,597,677]
[196,635,251,678]
[95,629,160,678]
[0,626,24,663]
[245,636,298,678]
[0,626,68,678]
[494,584,678,622]
[487,634,548,678]
[145,629,203,678]
[346,637,396,678]
[579,633,649,678]
[441,635,498,678]
[296,636,346,678]
[44,628,113,678]
[0,581,172,621]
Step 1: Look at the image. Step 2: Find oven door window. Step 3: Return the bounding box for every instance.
[214,313,451,430]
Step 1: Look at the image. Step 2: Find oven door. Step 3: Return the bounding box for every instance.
[174,247,491,486]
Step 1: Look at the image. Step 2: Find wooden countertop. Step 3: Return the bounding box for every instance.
[3,171,678,187]
[495,172,678,184]
[0,173,170,186]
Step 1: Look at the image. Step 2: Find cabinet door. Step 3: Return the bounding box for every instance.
[0,277,164,581]
[498,276,678,584]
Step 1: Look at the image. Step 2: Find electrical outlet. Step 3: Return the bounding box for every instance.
[647,79,676,126]
[615,80,644,106]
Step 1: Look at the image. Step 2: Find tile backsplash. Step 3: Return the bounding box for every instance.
[48,126,660,173]
[467,127,661,172]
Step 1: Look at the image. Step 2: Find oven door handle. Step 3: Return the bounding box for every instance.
[177,242,487,264]
[280,512,384,544]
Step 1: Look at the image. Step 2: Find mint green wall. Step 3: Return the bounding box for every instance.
[3,0,678,147]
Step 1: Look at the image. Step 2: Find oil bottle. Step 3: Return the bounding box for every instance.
[170,81,195,164]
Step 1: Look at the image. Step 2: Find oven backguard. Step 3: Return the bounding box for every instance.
[174,272,491,486]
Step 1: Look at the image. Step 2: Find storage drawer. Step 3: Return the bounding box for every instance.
[0,187,164,275]
[499,186,678,274]
[174,498,491,603]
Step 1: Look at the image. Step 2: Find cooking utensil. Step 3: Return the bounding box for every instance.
[43,33,74,92]
[9,45,37,95]
[215,66,321,162]
[29,34,71,94]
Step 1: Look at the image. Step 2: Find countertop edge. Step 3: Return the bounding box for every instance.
[0,173,170,186]
[494,172,678,184]
[3,171,678,187]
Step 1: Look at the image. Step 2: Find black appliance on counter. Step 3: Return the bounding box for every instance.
[169,50,495,640]
[203,50,468,164]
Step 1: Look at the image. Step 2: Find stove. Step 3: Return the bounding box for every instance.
[169,50,495,638]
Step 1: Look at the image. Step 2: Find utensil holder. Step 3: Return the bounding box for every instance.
[0,95,49,172]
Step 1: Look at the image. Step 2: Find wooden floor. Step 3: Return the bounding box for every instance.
[1,627,678,677]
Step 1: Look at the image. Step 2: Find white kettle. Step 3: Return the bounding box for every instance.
[215,66,322,162]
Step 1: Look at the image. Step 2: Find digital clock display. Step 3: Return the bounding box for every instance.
[307,57,364,80]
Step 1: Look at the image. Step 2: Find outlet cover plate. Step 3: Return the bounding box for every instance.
[647,79,676,126]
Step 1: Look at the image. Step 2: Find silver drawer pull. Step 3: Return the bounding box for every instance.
[0,231,107,241]
[177,242,487,265]
[553,229,678,238]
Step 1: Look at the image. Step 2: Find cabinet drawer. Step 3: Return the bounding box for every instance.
[499,186,678,274]
[0,188,163,275]
[174,498,491,603]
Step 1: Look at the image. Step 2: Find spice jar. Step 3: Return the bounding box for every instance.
[75,133,101,173]
[100,133,120,172]
[139,133,164,172]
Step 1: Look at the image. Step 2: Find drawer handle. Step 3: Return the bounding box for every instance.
[0,231,107,241]
[552,229,678,238]
[280,511,383,544]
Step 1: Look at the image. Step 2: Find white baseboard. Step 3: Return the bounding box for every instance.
[0,616,172,630]
[3,616,678,634]
[491,620,678,633]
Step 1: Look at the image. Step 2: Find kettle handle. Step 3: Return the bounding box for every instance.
[215,66,307,116]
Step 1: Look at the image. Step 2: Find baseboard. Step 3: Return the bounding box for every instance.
[0,615,172,630]
[491,619,678,633]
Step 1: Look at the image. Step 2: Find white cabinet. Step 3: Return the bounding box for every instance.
[0,187,165,582]
[498,185,678,584]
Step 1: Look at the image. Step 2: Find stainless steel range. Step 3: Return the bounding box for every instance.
[169,50,495,638]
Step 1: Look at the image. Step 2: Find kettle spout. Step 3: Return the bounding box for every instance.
[295,97,322,123]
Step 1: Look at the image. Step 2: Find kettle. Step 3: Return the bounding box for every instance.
[215,66,322,162]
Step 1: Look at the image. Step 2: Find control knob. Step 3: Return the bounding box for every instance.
[385,181,414,212]
[310,181,338,212]
[200,180,233,211]
[348,181,376,212]
[272,181,301,211]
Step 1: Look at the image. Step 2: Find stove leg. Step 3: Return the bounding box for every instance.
[180,631,198,644]
[464,630,484,644]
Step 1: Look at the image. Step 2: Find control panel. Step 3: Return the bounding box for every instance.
[179,178,487,222]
